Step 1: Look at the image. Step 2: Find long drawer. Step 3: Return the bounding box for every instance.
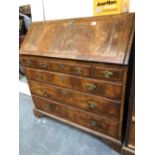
[29,80,120,119]
[26,68,123,100]
[32,95,119,139]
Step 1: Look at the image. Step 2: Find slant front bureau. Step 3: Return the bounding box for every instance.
[20,13,135,153]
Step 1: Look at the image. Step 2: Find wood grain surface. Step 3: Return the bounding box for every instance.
[20,13,134,64]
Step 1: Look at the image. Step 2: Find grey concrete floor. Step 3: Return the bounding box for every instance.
[19,92,120,155]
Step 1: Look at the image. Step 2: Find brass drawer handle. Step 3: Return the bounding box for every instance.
[41,89,50,97]
[25,60,31,67]
[73,67,83,75]
[88,101,96,109]
[41,89,47,95]
[90,120,97,127]
[43,91,48,96]
[60,89,68,95]
[68,19,74,25]
[60,75,65,81]
[37,74,43,81]
[56,64,64,71]
[102,70,113,78]
[48,104,56,110]
[86,83,96,91]
[41,63,49,69]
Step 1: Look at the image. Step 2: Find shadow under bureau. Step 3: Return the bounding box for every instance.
[20,13,135,153]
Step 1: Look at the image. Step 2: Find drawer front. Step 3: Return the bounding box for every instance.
[21,57,91,77]
[92,66,124,83]
[29,80,120,119]
[32,95,119,139]
[26,68,122,100]
[21,58,37,68]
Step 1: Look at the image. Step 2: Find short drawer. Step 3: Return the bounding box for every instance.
[21,56,91,77]
[26,68,122,100]
[29,80,120,119]
[92,66,124,83]
[21,58,37,68]
[32,95,119,139]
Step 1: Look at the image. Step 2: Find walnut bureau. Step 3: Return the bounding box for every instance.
[20,13,135,153]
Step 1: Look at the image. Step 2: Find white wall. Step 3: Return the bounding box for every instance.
[130,0,135,12]
[19,0,44,21]
[43,0,93,20]
[19,0,135,22]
